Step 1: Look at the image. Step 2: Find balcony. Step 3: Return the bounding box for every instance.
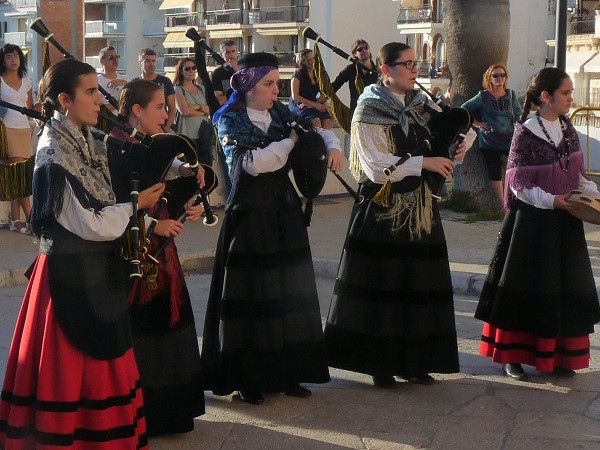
[207,8,242,26]
[397,6,443,24]
[85,55,128,72]
[144,20,165,37]
[164,12,206,32]
[248,6,307,24]
[163,53,193,71]
[4,32,30,47]
[12,0,38,8]
[84,20,125,37]
[570,14,595,35]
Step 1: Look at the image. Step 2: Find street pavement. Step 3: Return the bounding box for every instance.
[1,196,600,448]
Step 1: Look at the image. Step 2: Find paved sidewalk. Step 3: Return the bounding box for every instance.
[2,195,600,295]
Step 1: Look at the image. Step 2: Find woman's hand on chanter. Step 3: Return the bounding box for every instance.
[154,219,184,237]
[138,183,165,209]
[474,120,491,131]
[451,141,468,162]
[553,193,578,210]
[422,157,455,178]
[326,148,343,174]
[185,199,205,222]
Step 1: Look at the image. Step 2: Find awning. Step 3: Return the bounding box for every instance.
[209,30,244,39]
[584,52,600,73]
[163,32,192,48]
[256,28,299,36]
[566,50,597,74]
[159,0,193,10]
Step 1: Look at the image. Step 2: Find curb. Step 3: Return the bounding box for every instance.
[0,253,488,297]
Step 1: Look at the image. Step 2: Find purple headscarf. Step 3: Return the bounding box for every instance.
[212,66,277,125]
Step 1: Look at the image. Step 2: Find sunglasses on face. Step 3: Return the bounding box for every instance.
[387,60,419,70]
[355,45,369,53]
[105,55,120,61]
[492,73,507,78]
[183,66,197,72]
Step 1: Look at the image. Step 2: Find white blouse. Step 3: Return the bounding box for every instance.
[513,117,600,209]
[242,106,341,176]
[57,180,134,241]
[1,77,32,128]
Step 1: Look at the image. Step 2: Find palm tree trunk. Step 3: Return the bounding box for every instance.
[443,0,510,208]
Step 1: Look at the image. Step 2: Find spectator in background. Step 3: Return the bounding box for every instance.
[462,64,522,209]
[0,43,34,235]
[289,48,332,129]
[137,48,176,131]
[174,57,212,165]
[97,46,127,115]
[211,40,238,105]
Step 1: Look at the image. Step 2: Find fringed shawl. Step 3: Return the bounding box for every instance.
[504,118,586,210]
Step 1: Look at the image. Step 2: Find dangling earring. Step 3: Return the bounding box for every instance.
[137,118,141,127]
[384,79,391,87]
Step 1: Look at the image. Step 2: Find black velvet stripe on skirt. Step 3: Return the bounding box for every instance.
[129,286,204,436]
[325,187,459,377]
[475,201,600,338]
[201,204,330,394]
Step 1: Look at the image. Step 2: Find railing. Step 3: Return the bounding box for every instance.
[397,6,443,24]
[570,106,600,176]
[4,32,30,47]
[164,12,206,29]
[13,0,38,8]
[163,53,193,70]
[144,20,164,36]
[418,60,431,78]
[573,87,600,108]
[85,20,125,36]
[570,14,595,34]
[207,8,242,26]
[274,51,296,66]
[248,6,305,24]
[84,0,124,3]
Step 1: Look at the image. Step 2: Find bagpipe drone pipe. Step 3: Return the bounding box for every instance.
[302,26,474,198]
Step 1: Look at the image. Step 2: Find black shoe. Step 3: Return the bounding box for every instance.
[237,391,264,405]
[401,374,435,385]
[553,367,576,377]
[502,363,528,381]
[373,375,397,388]
[284,383,312,398]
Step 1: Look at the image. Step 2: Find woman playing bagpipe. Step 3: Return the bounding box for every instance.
[201,52,342,405]
[0,59,166,449]
[475,68,600,381]
[109,79,206,435]
[324,42,472,388]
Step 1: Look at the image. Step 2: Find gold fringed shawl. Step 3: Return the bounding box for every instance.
[350,121,434,240]
[312,43,353,134]
[0,155,35,200]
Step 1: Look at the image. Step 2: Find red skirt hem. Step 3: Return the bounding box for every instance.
[0,255,148,449]
[479,322,591,372]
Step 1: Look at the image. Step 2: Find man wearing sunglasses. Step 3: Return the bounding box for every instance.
[331,39,378,157]
[97,46,128,115]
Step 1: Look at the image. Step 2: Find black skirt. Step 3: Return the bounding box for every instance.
[475,200,600,338]
[129,266,204,436]
[201,172,330,394]
[324,181,459,377]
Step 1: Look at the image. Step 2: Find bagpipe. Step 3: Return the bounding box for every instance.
[302,27,474,199]
[222,101,361,226]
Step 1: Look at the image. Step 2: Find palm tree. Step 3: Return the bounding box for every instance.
[443,0,511,208]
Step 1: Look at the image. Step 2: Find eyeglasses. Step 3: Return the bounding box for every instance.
[355,45,369,53]
[387,60,419,70]
[183,66,197,72]
[492,73,507,78]
[105,55,120,61]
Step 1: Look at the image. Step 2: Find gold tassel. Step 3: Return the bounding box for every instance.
[120,216,147,260]
[0,155,35,201]
[42,41,51,75]
[141,260,159,291]
[372,178,392,207]
[0,121,8,160]
[96,104,113,133]
[313,43,353,134]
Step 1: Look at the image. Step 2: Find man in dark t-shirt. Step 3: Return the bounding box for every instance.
[331,39,378,157]
[331,39,378,112]
[137,48,176,131]
[210,40,238,105]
